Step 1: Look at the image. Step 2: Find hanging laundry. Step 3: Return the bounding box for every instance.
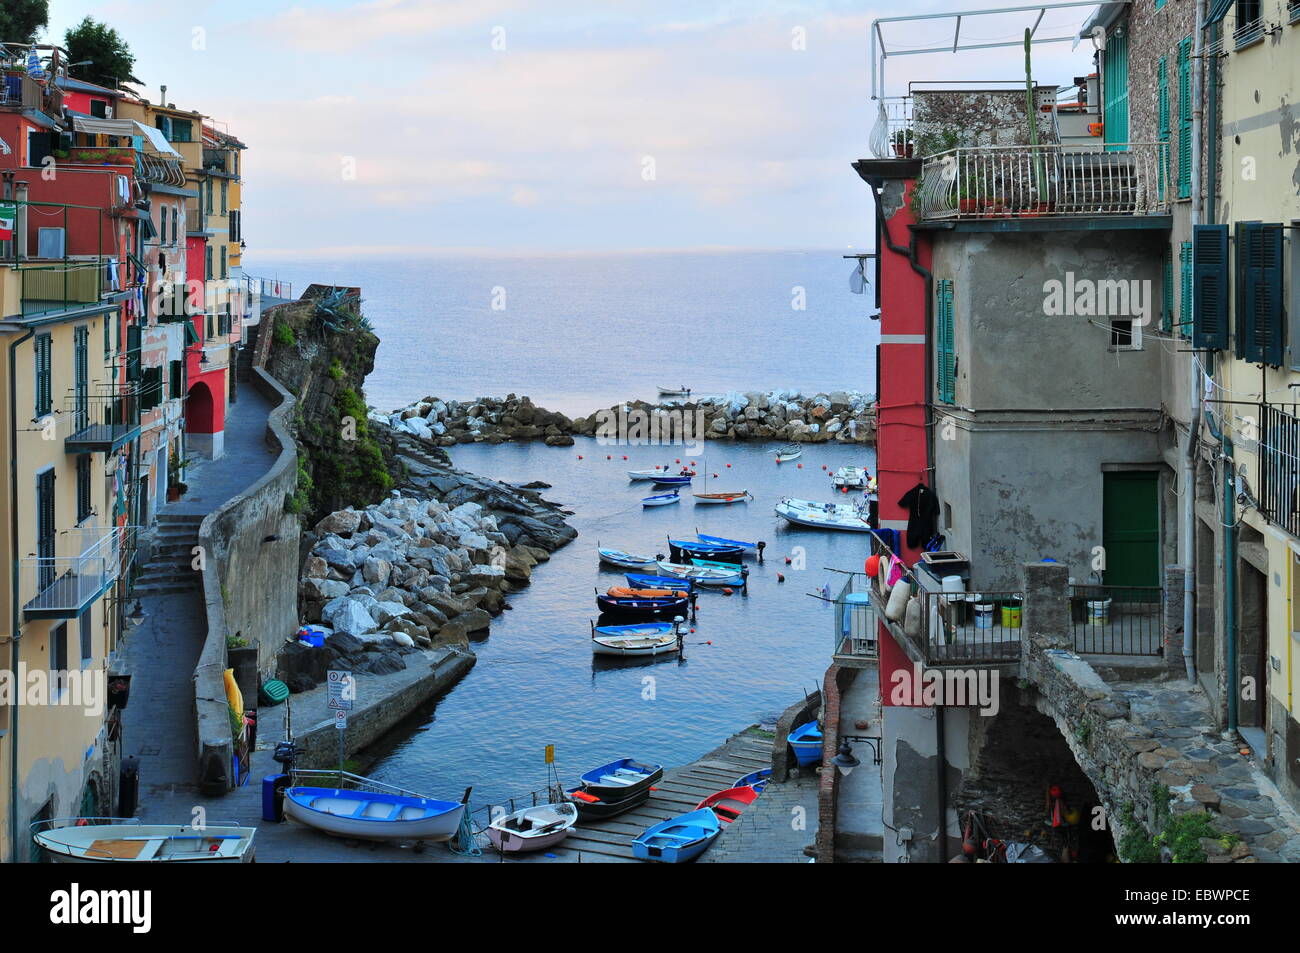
[897,482,940,549]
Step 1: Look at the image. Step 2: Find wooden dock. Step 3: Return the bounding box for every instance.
[490,727,776,863]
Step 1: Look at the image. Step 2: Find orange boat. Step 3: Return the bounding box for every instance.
[606,586,689,599]
[696,785,760,824]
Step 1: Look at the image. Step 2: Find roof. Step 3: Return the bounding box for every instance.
[1077,1,1131,37]
[55,76,125,98]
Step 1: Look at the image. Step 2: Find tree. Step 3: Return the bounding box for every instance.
[0,0,49,44]
[63,16,139,89]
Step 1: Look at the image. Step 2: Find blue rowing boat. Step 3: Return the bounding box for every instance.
[695,532,758,551]
[632,808,721,863]
[733,768,772,793]
[626,572,695,592]
[578,758,664,797]
[642,491,681,507]
[788,721,823,767]
[669,539,744,564]
[652,475,693,487]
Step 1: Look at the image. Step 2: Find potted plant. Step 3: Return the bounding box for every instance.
[892,128,914,158]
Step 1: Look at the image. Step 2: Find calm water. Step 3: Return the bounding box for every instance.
[247,250,875,415]
[251,251,879,802]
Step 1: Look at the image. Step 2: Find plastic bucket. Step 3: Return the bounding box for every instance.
[974,603,994,630]
[1001,600,1022,629]
[1087,598,1112,626]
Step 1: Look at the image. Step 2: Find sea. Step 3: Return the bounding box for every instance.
[249,250,880,806]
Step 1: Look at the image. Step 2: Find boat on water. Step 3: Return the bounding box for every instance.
[626,572,696,592]
[598,547,660,569]
[31,819,256,863]
[689,557,750,575]
[642,491,681,507]
[669,538,744,564]
[565,784,651,819]
[659,385,692,397]
[788,721,824,767]
[578,758,664,798]
[596,587,691,620]
[652,474,694,487]
[734,768,772,793]
[693,490,752,505]
[774,444,802,462]
[284,773,469,843]
[697,785,760,824]
[591,620,683,657]
[487,802,579,854]
[695,532,759,552]
[628,467,669,481]
[775,497,875,532]
[656,560,747,586]
[831,465,871,489]
[632,808,722,863]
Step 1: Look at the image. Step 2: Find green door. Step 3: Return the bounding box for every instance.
[1102,472,1160,588]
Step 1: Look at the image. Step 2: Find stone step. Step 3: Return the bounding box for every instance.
[131,579,199,597]
[156,512,204,526]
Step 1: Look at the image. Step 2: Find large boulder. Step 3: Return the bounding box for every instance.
[325,597,379,639]
[315,509,362,536]
[362,556,392,588]
[436,608,492,644]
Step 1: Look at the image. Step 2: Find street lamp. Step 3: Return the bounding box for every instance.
[832,735,881,776]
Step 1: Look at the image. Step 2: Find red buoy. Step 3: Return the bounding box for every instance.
[796,463,802,469]
[784,556,792,565]
[577,455,583,459]
[777,573,785,583]
[726,463,732,467]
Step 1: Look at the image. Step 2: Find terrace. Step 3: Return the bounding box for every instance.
[23,525,136,621]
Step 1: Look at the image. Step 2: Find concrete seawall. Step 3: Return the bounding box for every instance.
[193,365,301,793]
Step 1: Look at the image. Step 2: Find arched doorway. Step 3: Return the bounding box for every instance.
[185,380,222,459]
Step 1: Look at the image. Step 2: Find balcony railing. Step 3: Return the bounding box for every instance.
[1069,584,1163,656]
[59,384,142,453]
[868,96,915,160]
[245,275,293,301]
[915,143,1171,221]
[23,525,135,620]
[1259,405,1300,538]
[831,572,878,663]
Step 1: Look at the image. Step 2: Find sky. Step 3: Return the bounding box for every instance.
[43,0,1102,257]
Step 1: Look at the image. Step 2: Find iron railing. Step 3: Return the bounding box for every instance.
[22,525,135,617]
[244,275,292,300]
[868,96,914,160]
[1258,404,1300,538]
[1069,584,1163,656]
[832,572,878,660]
[915,143,1171,220]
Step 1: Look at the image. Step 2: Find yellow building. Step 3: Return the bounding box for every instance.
[1193,0,1300,805]
[0,251,135,863]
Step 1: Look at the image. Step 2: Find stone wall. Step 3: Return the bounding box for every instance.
[192,366,301,794]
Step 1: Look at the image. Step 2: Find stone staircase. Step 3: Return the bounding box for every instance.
[132,513,204,596]
[236,326,260,383]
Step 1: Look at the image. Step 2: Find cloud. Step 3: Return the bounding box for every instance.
[259,0,521,52]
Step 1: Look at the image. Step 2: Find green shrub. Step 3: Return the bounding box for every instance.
[273,320,295,347]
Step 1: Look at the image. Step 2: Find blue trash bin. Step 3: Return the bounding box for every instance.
[262,773,289,822]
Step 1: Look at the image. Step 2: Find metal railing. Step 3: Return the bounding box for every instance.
[868,96,914,160]
[244,275,292,300]
[23,525,135,616]
[1257,404,1300,538]
[1069,584,1163,656]
[832,572,878,660]
[915,143,1171,221]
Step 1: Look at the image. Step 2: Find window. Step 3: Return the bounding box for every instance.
[1177,38,1192,199]
[26,129,53,168]
[1110,317,1139,349]
[229,210,241,243]
[37,226,65,259]
[1235,221,1285,366]
[1290,219,1300,371]
[89,98,107,119]
[936,279,955,404]
[76,454,92,523]
[141,365,163,411]
[1193,225,1230,349]
[169,359,183,399]
[103,315,111,361]
[34,333,52,416]
[125,323,141,382]
[1157,57,1170,200]
[221,246,227,280]
[205,180,213,215]
[79,618,92,667]
[220,179,228,214]
[1102,24,1130,150]
[1235,0,1263,46]
[159,204,167,244]
[205,245,213,280]
[50,622,68,694]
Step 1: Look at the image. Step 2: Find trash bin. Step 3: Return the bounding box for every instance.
[118,756,139,817]
[261,773,290,822]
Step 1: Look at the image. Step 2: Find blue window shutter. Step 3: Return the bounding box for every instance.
[1192,225,1229,349]
[1236,222,1260,361]
[937,280,955,404]
[1237,223,1285,366]
[1177,38,1193,199]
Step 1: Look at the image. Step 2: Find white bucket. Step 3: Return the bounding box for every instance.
[974,603,994,630]
[1087,598,1112,626]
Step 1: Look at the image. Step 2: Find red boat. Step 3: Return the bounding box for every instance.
[696,785,759,824]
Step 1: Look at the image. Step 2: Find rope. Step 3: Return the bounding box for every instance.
[446,806,482,856]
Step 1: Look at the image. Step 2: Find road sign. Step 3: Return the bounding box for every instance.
[544,744,554,764]
[327,670,354,711]
[335,710,347,730]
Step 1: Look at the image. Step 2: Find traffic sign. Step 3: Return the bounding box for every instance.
[327,670,354,710]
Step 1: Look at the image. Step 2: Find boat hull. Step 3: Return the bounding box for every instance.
[284,788,465,842]
[592,634,681,657]
[566,785,651,819]
[579,758,664,798]
[642,493,680,507]
[596,594,690,620]
[692,491,751,505]
[695,533,758,551]
[656,560,746,586]
[598,549,658,569]
[632,808,721,863]
[486,803,578,854]
[670,542,743,564]
[775,498,874,532]
[733,769,772,793]
[696,786,760,824]
[787,721,824,767]
[33,823,256,863]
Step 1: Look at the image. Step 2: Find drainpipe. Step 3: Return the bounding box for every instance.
[1181,0,1207,683]
[8,327,33,862]
[1204,407,1238,732]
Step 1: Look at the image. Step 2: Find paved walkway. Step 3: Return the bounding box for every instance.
[120,388,276,805]
[700,767,819,863]
[833,669,884,860]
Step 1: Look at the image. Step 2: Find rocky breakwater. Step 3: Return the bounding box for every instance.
[382,389,876,446]
[280,426,577,693]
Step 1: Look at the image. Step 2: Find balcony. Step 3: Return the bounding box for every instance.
[23,525,135,620]
[61,386,142,454]
[830,572,878,668]
[1,70,62,113]
[914,143,1171,223]
[1258,404,1300,539]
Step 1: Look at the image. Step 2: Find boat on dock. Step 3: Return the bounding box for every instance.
[486,802,579,854]
[283,772,469,843]
[831,465,871,489]
[787,721,824,767]
[656,560,747,586]
[632,808,722,863]
[598,547,660,569]
[596,588,691,620]
[578,758,664,798]
[641,491,680,507]
[565,785,651,819]
[697,785,760,824]
[733,768,772,793]
[775,497,874,532]
[591,620,683,657]
[31,819,257,863]
[693,490,752,505]
[774,444,802,462]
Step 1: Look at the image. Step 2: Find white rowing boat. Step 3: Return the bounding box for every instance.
[32,819,257,863]
[775,497,874,532]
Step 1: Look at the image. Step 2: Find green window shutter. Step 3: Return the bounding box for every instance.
[141,365,163,411]
[169,359,183,399]
[184,318,200,347]
[1192,225,1229,349]
[126,323,142,382]
[1102,26,1130,150]
[1156,58,1170,201]
[1177,38,1192,199]
[936,279,955,404]
[34,334,52,417]
[1180,242,1193,341]
[1236,223,1285,366]
[1162,247,1174,333]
